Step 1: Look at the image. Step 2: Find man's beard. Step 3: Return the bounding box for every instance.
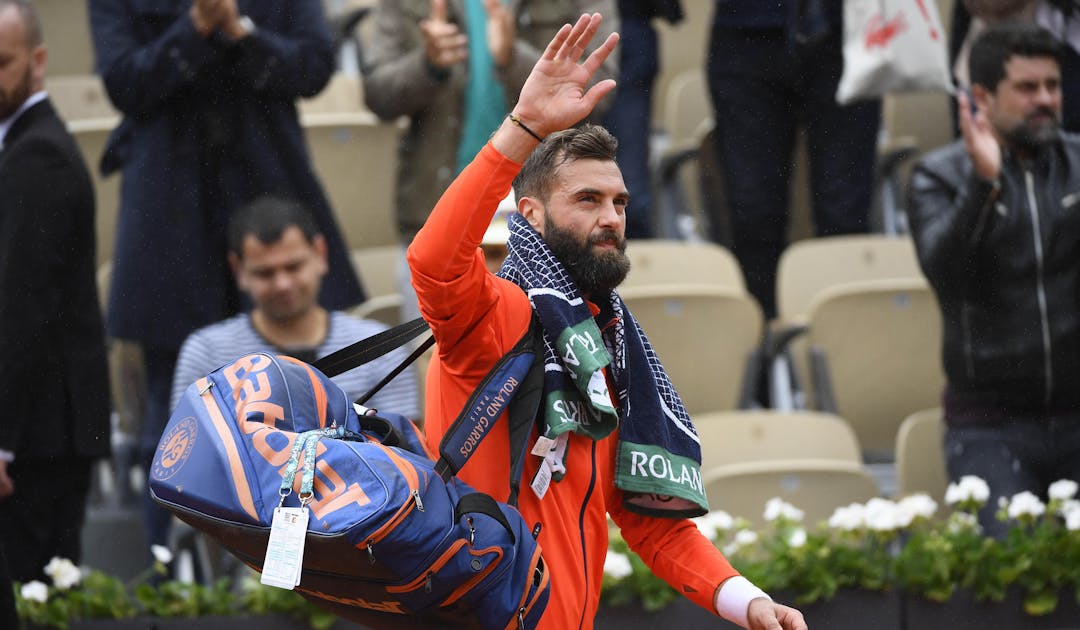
[1003,106,1061,149]
[0,63,32,122]
[544,218,630,295]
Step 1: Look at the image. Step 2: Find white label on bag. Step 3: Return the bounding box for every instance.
[261,507,309,589]
[530,460,552,500]
[531,435,556,457]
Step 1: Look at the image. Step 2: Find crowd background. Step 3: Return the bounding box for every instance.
[23,0,980,589]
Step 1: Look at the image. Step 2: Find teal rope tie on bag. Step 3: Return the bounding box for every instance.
[279,426,348,507]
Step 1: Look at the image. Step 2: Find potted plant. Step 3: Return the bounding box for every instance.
[14,546,341,630]
[598,477,1080,630]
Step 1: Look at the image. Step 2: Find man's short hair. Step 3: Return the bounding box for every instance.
[227,196,321,258]
[969,21,1064,92]
[0,0,43,48]
[513,124,618,203]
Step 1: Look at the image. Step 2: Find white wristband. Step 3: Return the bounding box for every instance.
[0,449,14,463]
[714,576,771,628]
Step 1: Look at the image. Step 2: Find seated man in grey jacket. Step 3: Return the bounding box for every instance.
[908,21,1080,537]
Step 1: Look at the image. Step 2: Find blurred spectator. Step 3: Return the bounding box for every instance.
[604,0,683,238]
[0,0,110,582]
[706,0,881,318]
[361,0,618,318]
[88,0,364,555]
[171,196,419,418]
[909,23,1080,537]
[953,0,1080,132]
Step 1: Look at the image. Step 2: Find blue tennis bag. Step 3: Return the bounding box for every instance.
[150,322,549,630]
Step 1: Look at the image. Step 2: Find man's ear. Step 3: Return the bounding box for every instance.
[972,83,993,115]
[30,45,46,92]
[228,251,246,291]
[312,234,329,276]
[518,196,544,236]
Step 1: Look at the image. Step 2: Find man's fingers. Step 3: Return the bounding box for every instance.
[555,14,593,60]
[581,31,619,76]
[583,78,617,110]
[567,13,602,62]
[541,23,572,61]
[430,0,447,23]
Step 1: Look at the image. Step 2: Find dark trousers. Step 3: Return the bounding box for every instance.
[706,26,880,318]
[945,413,1080,538]
[604,15,659,239]
[0,456,93,582]
[140,347,180,555]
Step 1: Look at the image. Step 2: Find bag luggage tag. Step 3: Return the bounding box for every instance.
[262,428,337,589]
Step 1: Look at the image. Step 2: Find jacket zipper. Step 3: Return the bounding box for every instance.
[1024,170,1054,407]
[575,441,598,630]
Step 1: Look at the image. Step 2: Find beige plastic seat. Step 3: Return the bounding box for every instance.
[301,112,402,250]
[895,407,946,500]
[46,75,118,122]
[623,239,745,292]
[775,234,925,326]
[659,68,713,153]
[703,460,879,526]
[350,245,402,299]
[805,278,944,460]
[692,409,863,471]
[618,284,763,414]
[349,294,403,328]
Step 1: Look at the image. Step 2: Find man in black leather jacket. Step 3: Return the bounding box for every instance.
[909,22,1080,536]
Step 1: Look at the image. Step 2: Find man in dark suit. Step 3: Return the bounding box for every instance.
[0,0,111,587]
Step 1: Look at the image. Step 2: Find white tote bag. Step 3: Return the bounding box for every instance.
[836,0,955,104]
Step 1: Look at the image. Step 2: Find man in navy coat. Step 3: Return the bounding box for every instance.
[88,0,365,553]
[0,0,111,589]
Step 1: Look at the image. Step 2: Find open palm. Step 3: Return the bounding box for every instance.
[512,13,619,137]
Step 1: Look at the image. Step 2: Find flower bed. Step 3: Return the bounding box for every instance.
[601,476,1080,627]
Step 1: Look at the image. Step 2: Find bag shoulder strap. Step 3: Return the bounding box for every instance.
[433,318,545,506]
[312,314,546,506]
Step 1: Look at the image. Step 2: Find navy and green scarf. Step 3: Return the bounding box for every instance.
[498,213,707,517]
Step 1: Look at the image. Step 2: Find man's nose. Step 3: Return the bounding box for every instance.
[598,200,624,229]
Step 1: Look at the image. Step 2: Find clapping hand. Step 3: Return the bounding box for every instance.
[421,0,468,70]
[957,90,1002,182]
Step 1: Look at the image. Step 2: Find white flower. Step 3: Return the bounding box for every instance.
[1049,479,1079,502]
[151,544,174,565]
[1006,491,1046,520]
[828,503,866,531]
[603,550,633,580]
[898,493,938,520]
[787,528,807,548]
[944,475,990,506]
[946,511,981,534]
[723,529,759,555]
[20,581,48,604]
[691,510,734,540]
[864,498,901,532]
[43,557,81,590]
[763,497,804,523]
[1062,500,1080,531]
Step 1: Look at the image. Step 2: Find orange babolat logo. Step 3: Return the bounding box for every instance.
[152,417,198,481]
[221,354,372,520]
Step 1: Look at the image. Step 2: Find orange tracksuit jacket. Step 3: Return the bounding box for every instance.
[407,142,740,630]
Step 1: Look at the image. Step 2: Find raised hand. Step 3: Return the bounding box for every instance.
[420,0,468,70]
[958,90,1002,182]
[484,0,515,68]
[509,13,618,138]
